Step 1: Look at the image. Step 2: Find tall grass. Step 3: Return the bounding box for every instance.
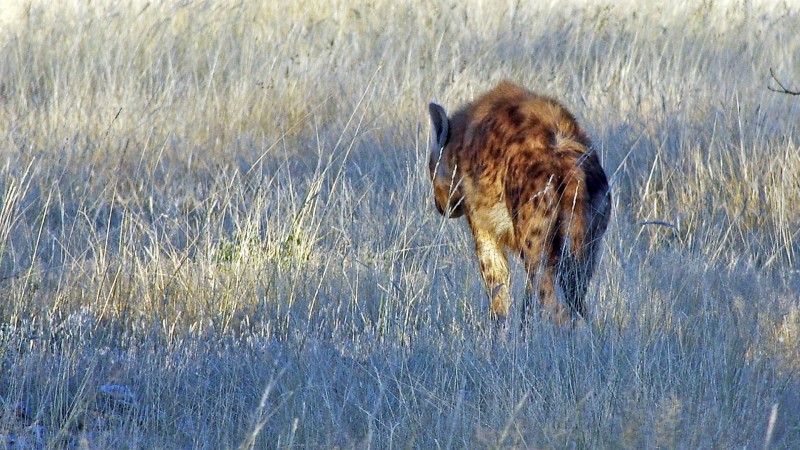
[0,0,798,447]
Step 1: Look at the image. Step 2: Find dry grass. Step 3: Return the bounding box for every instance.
[0,0,798,448]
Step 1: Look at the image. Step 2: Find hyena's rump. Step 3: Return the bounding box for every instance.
[427,81,611,324]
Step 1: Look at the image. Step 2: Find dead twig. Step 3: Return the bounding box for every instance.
[768,68,800,95]
[638,220,677,228]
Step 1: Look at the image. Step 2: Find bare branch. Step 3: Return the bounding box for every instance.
[638,220,677,229]
[768,68,800,95]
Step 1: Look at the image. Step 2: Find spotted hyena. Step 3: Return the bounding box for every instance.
[428,81,611,324]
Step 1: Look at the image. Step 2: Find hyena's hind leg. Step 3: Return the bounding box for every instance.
[558,190,611,319]
[513,189,572,324]
[524,261,572,325]
[520,240,572,325]
[470,226,512,320]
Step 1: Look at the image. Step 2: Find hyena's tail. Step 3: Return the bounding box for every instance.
[558,157,611,318]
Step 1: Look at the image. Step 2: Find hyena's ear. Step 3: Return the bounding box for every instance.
[428,102,449,150]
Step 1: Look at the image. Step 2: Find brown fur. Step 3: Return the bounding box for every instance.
[428,81,611,324]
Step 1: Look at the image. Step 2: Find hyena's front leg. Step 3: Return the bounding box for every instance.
[470,227,511,319]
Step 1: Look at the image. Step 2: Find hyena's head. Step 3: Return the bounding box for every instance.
[428,102,465,218]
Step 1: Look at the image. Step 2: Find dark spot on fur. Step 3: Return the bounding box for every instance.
[509,133,527,145]
[507,105,525,127]
[547,130,557,147]
[526,163,546,181]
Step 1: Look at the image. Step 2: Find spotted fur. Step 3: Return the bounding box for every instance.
[428,81,611,324]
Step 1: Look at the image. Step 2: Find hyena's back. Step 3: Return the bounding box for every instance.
[429,81,611,323]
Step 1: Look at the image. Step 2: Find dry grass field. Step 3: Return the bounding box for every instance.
[0,0,799,448]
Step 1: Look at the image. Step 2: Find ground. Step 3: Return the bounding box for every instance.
[0,0,798,448]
